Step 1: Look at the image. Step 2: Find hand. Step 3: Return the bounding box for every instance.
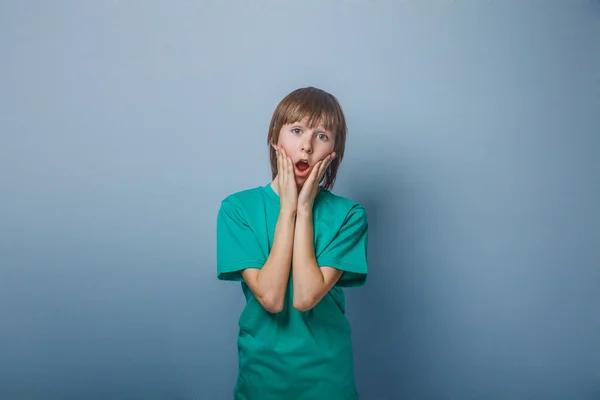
[275,145,298,214]
[297,152,336,215]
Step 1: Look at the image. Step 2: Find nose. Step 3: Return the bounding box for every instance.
[301,139,313,154]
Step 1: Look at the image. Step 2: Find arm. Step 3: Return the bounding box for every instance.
[292,209,343,312]
[242,209,295,313]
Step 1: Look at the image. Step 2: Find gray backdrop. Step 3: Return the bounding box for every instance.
[1,1,599,399]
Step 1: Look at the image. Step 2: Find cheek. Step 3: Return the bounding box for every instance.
[279,137,299,156]
[317,144,335,159]
[279,144,293,157]
[277,136,293,152]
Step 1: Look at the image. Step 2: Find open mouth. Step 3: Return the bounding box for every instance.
[295,160,310,176]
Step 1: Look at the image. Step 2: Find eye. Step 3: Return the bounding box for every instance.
[292,128,302,135]
[317,133,329,141]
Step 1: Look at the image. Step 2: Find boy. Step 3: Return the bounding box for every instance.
[217,87,368,399]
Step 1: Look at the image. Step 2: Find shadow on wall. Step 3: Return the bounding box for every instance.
[343,153,424,397]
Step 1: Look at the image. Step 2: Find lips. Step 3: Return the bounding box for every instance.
[294,160,311,177]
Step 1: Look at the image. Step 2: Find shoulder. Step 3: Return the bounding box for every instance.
[220,185,266,208]
[217,185,270,223]
[319,190,367,222]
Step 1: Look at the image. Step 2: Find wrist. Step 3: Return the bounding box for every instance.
[296,207,313,219]
[279,208,297,218]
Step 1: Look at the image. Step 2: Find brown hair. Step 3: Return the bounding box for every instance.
[267,87,347,191]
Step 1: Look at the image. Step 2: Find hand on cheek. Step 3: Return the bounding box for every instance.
[297,152,336,213]
[272,143,298,213]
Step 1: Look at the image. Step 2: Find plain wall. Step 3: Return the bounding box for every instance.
[1,1,599,399]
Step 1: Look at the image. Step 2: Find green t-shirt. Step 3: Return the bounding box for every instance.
[216,183,369,400]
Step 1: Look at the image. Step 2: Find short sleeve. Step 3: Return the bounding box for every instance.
[216,199,266,281]
[316,205,369,287]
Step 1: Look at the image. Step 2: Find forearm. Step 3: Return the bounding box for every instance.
[292,210,326,310]
[256,209,296,311]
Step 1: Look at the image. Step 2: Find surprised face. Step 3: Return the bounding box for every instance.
[276,118,336,187]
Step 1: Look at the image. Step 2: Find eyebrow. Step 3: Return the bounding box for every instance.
[292,122,329,133]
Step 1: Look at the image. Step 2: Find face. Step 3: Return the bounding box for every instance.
[275,117,336,187]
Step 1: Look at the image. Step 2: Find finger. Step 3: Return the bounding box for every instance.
[277,146,284,178]
[287,156,294,179]
[280,148,287,182]
[308,160,323,185]
[324,152,336,171]
[284,153,292,182]
[325,152,336,168]
[317,155,331,182]
[276,147,282,179]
